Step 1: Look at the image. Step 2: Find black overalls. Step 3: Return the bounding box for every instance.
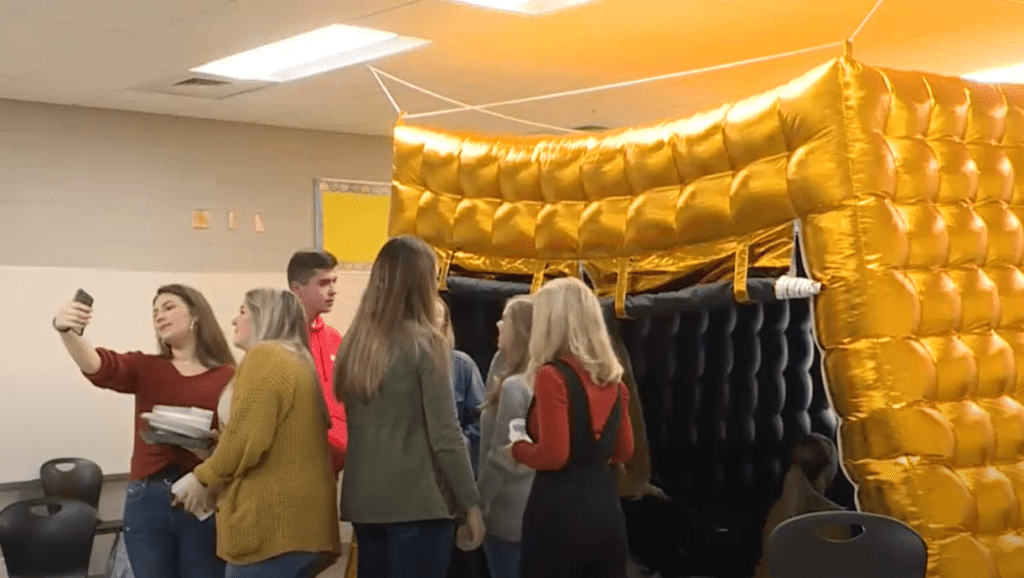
[520,360,629,578]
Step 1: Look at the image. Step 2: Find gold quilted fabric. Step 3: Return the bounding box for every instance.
[390,56,1024,578]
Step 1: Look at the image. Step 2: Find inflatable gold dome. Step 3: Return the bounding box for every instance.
[389,57,1024,578]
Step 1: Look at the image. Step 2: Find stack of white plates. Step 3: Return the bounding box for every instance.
[141,405,215,440]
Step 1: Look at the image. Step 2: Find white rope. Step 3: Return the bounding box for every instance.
[405,40,843,120]
[367,66,579,133]
[371,0,883,129]
[850,0,885,40]
[369,67,401,114]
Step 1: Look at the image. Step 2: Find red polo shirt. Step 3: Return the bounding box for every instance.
[309,316,346,475]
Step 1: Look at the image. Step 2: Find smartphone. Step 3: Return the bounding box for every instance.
[72,289,93,335]
[73,288,94,307]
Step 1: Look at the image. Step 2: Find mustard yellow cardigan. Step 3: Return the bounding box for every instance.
[194,342,341,566]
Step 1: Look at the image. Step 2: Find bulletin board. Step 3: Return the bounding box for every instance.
[314,178,392,270]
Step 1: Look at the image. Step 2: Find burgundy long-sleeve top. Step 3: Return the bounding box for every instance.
[84,348,234,480]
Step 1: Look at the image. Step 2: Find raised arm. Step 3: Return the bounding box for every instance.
[53,299,101,375]
[53,298,150,394]
[193,343,291,487]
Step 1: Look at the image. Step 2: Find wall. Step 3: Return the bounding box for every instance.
[0,98,392,271]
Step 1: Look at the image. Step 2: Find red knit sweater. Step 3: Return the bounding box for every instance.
[84,348,234,480]
[512,355,634,471]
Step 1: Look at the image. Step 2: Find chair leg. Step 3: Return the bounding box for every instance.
[105,533,128,578]
[345,536,358,578]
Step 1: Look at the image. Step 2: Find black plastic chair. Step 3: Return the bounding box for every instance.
[40,458,103,509]
[766,511,927,578]
[39,458,124,574]
[0,497,97,578]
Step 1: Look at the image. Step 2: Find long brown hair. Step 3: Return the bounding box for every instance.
[482,295,533,411]
[334,235,450,402]
[154,284,234,369]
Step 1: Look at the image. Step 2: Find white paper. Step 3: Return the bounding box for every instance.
[509,418,533,444]
[171,473,214,521]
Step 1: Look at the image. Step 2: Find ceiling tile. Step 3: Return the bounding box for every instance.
[14,52,167,98]
[922,42,1024,77]
[175,67,381,122]
[0,77,107,105]
[880,0,1024,41]
[0,16,130,77]
[8,0,231,32]
[260,91,401,133]
[77,91,194,115]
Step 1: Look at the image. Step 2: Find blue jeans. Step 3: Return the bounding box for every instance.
[225,551,327,578]
[123,467,224,578]
[354,519,454,578]
[483,534,521,578]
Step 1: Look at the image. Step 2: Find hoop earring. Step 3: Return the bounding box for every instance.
[190,319,197,332]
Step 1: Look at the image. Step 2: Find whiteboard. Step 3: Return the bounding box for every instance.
[0,265,369,484]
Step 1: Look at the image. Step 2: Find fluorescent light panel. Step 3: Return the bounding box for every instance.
[963,62,1024,84]
[449,0,593,15]
[192,24,430,82]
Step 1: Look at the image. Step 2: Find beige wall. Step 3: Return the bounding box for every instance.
[0,98,393,271]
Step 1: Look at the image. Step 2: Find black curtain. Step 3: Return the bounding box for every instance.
[442,272,854,578]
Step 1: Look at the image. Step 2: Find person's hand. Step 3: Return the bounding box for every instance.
[53,299,91,334]
[632,482,668,501]
[186,429,219,460]
[502,443,532,474]
[455,505,485,551]
[171,474,215,518]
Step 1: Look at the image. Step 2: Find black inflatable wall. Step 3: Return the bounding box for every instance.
[443,286,855,578]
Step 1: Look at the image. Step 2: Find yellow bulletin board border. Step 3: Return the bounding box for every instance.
[314,178,391,271]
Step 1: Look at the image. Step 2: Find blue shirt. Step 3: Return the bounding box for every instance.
[451,350,486,475]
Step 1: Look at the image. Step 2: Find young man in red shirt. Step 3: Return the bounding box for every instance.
[288,249,346,477]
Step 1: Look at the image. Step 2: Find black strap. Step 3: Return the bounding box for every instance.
[551,360,621,465]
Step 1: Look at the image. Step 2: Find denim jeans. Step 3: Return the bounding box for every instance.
[122,466,224,578]
[483,534,521,578]
[225,551,327,578]
[353,519,455,578]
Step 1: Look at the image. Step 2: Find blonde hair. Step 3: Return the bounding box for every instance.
[240,288,326,421]
[335,235,450,402]
[243,288,313,363]
[482,295,533,410]
[526,277,623,387]
[436,297,456,350]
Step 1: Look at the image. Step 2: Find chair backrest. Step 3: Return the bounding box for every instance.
[766,510,927,578]
[0,498,97,578]
[39,458,103,509]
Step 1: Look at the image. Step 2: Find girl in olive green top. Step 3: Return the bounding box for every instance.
[334,235,484,578]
